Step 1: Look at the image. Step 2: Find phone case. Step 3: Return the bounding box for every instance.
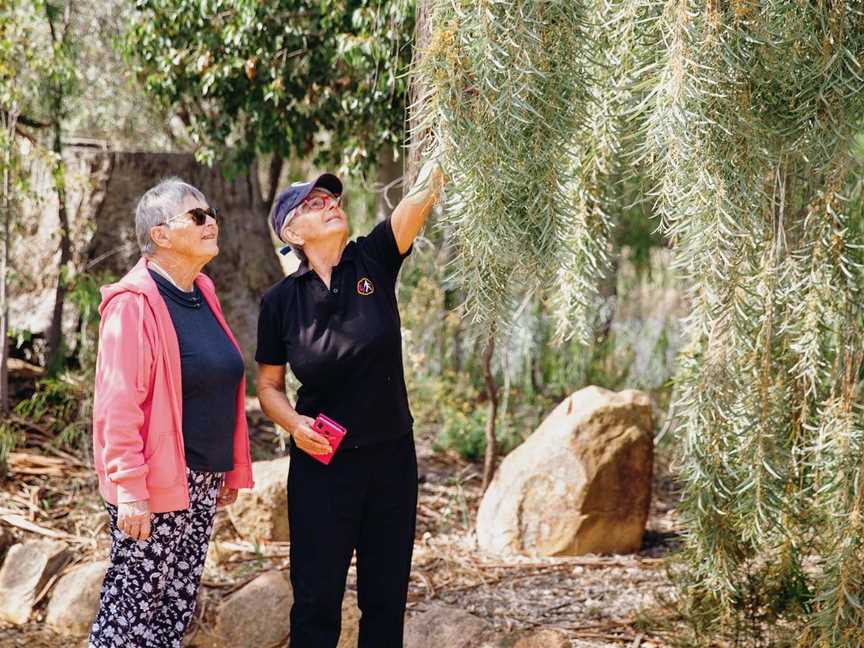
[310,413,347,465]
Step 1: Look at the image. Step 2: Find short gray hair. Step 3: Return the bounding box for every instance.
[135,177,208,255]
[279,206,307,262]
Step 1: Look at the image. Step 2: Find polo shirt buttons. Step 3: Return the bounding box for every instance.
[333,288,339,294]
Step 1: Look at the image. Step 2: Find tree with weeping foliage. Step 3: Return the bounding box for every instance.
[417,0,864,644]
[637,2,864,645]
[414,0,639,485]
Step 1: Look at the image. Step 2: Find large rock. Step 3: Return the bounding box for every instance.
[193,573,358,648]
[405,605,494,648]
[207,570,293,648]
[228,456,291,542]
[0,540,70,624]
[44,560,108,637]
[477,386,653,556]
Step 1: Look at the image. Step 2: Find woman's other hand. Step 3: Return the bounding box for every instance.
[117,499,151,541]
[290,414,333,456]
[216,482,238,509]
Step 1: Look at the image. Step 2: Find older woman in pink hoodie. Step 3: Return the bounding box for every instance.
[87,177,253,648]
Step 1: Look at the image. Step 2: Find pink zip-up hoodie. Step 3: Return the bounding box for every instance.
[92,257,254,512]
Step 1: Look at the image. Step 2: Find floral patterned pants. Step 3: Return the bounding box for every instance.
[88,468,223,648]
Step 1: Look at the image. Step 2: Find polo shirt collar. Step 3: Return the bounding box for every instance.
[291,241,356,279]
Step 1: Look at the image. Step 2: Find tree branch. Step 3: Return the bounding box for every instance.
[265,153,283,213]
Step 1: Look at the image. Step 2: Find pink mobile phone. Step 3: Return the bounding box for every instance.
[310,413,347,465]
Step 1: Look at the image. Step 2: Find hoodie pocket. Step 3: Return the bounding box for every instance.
[144,430,181,487]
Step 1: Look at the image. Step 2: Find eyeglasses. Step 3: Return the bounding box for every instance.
[161,206,219,227]
[298,192,342,214]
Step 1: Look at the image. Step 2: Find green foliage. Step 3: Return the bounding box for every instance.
[1,0,80,126]
[627,0,864,644]
[416,0,664,346]
[418,0,596,341]
[399,233,678,461]
[433,406,525,463]
[14,372,92,450]
[0,421,20,479]
[123,0,415,174]
[68,270,112,371]
[65,1,177,149]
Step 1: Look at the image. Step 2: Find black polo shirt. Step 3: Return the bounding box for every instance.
[255,217,414,449]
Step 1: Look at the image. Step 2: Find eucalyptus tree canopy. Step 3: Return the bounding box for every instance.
[124,0,415,175]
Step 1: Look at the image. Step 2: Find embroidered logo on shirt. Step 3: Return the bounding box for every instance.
[357,277,375,296]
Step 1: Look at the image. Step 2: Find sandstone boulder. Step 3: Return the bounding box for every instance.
[44,560,108,636]
[228,456,291,542]
[477,386,653,556]
[0,540,70,624]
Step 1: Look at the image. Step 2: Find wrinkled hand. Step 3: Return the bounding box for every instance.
[117,499,151,541]
[216,482,238,509]
[290,414,332,457]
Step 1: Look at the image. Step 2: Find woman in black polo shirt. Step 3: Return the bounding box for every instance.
[256,162,444,648]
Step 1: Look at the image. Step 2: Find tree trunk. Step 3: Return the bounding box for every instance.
[481,327,498,493]
[595,252,619,345]
[375,144,403,222]
[44,1,73,375]
[45,112,71,374]
[406,0,434,186]
[264,153,283,214]
[0,108,16,414]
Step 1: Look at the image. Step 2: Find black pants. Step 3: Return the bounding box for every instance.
[288,433,418,648]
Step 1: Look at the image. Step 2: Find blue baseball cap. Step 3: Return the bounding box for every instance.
[270,172,343,248]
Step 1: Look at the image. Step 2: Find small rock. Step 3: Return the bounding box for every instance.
[0,540,70,624]
[337,592,360,648]
[228,456,291,542]
[405,604,493,648]
[499,628,571,647]
[44,561,109,637]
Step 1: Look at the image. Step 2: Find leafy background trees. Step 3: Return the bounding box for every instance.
[123,0,416,210]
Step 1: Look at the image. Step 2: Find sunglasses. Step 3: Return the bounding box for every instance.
[161,206,219,227]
